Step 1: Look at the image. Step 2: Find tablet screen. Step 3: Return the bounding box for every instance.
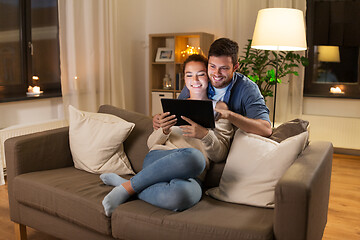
[161,99,215,128]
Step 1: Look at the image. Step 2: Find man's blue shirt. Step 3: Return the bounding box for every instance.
[178,72,270,123]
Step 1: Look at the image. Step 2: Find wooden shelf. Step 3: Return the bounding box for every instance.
[149,32,214,116]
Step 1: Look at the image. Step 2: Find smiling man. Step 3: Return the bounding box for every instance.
[154,38,272,137]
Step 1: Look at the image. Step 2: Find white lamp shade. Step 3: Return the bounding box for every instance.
[251,8,307,51]
[317,46,340,62]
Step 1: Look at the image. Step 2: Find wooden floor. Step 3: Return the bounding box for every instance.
[322,154,360,240]
[0,153,359,240]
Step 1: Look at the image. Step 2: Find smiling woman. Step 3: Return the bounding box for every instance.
[184,55,209,100]
[0,0,61,102]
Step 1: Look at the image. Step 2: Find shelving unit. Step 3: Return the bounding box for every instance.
[149,32,214,116]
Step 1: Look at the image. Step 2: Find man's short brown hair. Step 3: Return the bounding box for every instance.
[208,38,239,66]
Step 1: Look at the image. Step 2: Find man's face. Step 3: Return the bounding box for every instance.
[208,56,238,89]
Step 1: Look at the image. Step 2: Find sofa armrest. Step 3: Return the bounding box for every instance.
[5,126,73,222]
[274,141,333,240]
[5,126,73,181]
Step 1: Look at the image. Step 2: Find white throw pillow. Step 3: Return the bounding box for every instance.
[68,105,135,175]
[206,129,308,208]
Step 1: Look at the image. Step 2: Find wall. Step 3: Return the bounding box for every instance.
[0,97,64,129]
[117,0,147,114]
[302,97,360,151]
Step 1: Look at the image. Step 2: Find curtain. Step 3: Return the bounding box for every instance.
[58,0,125,117]
[224,0,307,124]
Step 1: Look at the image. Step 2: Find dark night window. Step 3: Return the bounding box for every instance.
[0,0,61,102]
[304,0,360,99]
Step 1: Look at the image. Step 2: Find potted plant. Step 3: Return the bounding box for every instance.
[237,39,309,100]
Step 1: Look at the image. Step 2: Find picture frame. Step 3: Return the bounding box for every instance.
[155,48,174,62]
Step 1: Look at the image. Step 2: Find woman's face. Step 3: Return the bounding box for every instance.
[184,61,208,95]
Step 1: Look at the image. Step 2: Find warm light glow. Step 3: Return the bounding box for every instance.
[251,8,307,51]
[318,46,340,62]
[27,82,43,96]
[74,76,78,80]
[33,86,40,93]
[32,76,39,80]
[330,86,344,94]
[180,45,202,58]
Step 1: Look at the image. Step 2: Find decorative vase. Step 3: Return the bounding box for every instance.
[163,74,172,89]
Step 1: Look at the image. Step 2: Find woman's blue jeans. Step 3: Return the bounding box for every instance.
[130,148,206,211]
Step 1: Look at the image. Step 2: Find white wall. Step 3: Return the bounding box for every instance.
[303,97,360,118]
[0,97,64,129]
[117,0,147,114]
[144,0,225,37]
[302,97,360,150]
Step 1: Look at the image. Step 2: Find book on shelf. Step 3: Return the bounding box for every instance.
[176,72,183,90]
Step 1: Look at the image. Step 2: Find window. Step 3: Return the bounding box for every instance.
[304,0,360,99]
[0,0,61,102]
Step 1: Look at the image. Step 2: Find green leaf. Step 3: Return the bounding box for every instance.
[237,39,309,99]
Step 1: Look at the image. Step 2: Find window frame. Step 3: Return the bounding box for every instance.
[303,0,360,99]
[0,0,61,103]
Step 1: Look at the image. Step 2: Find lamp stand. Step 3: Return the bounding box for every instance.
[272,49,279,128]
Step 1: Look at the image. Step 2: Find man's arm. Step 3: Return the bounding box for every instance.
[215,108,272,137]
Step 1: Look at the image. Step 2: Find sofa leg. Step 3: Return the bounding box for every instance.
[14,223,27,240]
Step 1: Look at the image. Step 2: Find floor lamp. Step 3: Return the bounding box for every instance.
[251,8,307,127]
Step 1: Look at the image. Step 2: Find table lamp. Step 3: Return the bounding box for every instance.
[317,45,340,83]
[318,46,340,63]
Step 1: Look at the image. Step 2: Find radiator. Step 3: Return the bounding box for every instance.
[0,119,68,180]
[302,114,360,150]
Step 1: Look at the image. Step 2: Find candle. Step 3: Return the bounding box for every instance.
[33,86,40,93]
[74,76,79,90]
[330,87,344,94]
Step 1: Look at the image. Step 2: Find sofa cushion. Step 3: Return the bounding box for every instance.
[69,105,135,175]
[204,119,310,188]
[111,196,274,240]
[13,167,114,235]
[269,118,309,143]
[206,130,308,208]
[98,105,154,173]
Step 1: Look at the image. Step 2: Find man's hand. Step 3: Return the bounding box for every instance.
[214,101,231,120]
[179,116,209,139]
[214,107,232,120]
[154,112,177,135]
[215,107,272,137]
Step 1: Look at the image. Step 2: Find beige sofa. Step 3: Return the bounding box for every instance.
[5,105,333,240]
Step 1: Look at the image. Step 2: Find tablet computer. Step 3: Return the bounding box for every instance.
[161,98,215,128]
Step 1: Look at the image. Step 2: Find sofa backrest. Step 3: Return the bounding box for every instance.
[97,105,312,189]
[98,105,154,173]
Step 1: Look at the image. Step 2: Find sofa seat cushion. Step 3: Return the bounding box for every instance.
[111,196,274,240]
[13,167,113,235]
